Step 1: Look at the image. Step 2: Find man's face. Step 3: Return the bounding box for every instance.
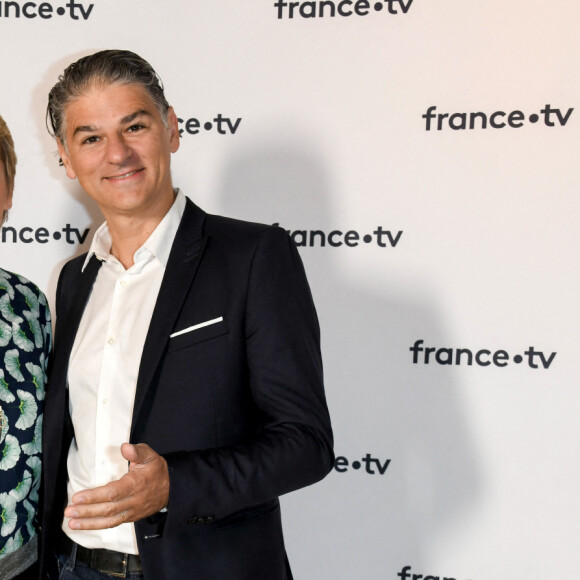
[0,160,13,221]
[57,81,180,222]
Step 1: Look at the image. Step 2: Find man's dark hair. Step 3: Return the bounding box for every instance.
[46,49,170,144]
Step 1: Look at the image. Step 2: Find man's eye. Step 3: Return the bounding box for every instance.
[82,136,99,145]
[127,124,145,133]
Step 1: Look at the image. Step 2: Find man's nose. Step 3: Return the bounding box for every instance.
[106,134,132,164]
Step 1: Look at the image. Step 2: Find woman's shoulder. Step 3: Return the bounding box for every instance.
[0,267,49,311]
[1,266,33,288]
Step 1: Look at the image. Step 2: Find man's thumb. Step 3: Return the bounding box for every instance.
[121,442,143,464]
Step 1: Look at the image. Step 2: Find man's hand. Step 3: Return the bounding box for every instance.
[65,443,170,530]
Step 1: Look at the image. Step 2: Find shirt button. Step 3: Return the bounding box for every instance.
[107,337,115,345]
[120,280,127,288]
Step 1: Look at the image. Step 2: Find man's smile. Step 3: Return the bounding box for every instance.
[105,168,144,181]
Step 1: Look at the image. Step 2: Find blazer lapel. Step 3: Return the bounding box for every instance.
[130,199,208,439]
[54,255,102,367]
[46,254,102,473]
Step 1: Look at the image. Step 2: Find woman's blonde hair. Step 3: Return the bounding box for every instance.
[0,115,17,225]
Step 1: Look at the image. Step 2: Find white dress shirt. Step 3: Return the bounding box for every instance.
[63,190,186,554]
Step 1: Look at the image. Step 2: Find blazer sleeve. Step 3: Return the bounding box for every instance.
[161,226,334,533]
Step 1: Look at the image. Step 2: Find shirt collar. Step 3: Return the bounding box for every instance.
[81,189,187,272]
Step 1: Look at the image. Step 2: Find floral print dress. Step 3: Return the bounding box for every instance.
[0,268,51,578]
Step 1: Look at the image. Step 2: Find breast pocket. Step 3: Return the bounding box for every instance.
[167,316,228,353]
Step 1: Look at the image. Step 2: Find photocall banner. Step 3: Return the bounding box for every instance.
[1,1,577,578]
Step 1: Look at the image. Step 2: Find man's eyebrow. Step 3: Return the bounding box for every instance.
[72,124,98,138]
[120,109,152,125]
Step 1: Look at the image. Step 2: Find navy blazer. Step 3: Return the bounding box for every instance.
[41,198,334,579]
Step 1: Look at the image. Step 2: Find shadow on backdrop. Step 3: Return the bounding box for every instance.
[214,139,482,577]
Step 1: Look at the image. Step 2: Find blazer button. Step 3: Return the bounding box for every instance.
[203,516,215,524]
[187,517,199,526]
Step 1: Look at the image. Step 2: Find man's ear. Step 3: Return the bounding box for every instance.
[56,138,77,180]
[167,107,180,154]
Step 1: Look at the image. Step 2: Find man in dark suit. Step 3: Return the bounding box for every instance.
[41,49,333,579]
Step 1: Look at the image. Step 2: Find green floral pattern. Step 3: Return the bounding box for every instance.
[0,269,51,559]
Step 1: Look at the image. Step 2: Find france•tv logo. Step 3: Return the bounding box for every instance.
[0,1,94,20]
[398,564,471,580]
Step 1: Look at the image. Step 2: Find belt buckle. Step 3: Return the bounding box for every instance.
[92,551,128,578]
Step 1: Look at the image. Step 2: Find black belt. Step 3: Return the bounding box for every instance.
[60,533,143,578]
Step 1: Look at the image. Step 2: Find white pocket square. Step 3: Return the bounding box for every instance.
[170,317,224,338]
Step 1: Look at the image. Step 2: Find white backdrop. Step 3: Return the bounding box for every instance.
[1,1,578,578]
